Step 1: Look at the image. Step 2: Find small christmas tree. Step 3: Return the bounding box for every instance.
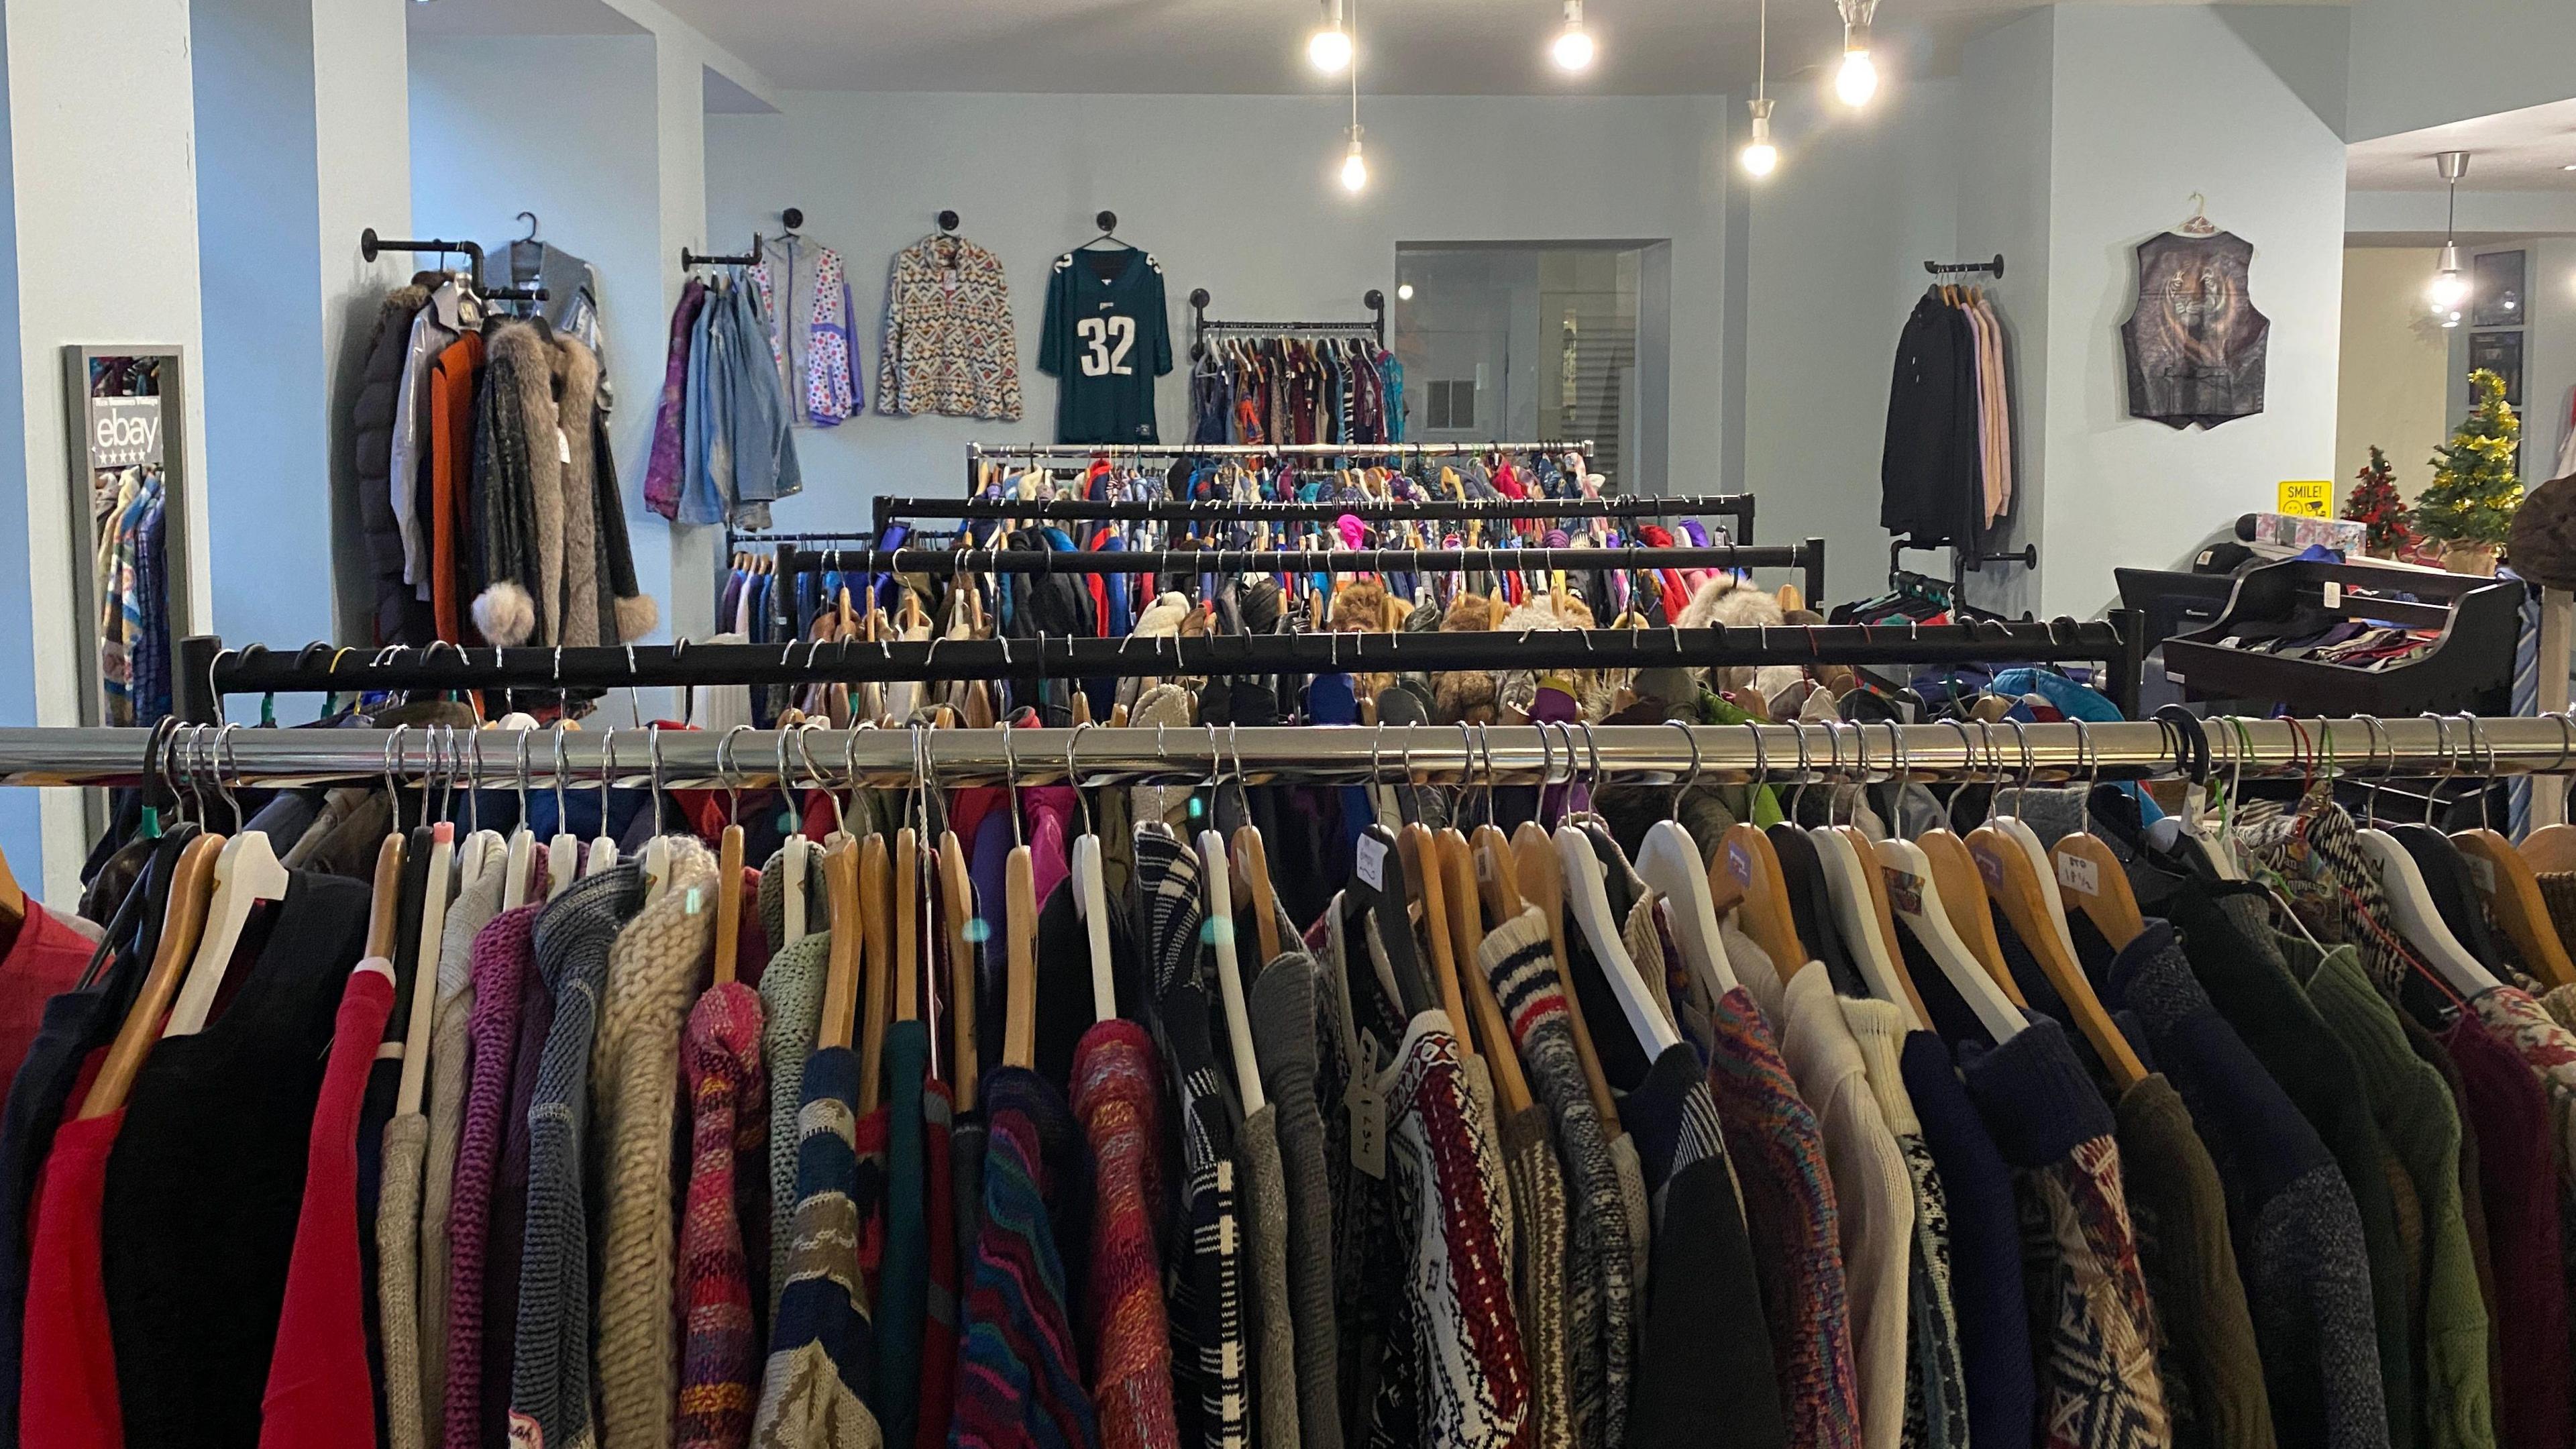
[2343,445,2416,557]
[2418,368,2523,553]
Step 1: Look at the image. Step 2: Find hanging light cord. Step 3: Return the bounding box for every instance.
[1756,0,1767,101]
[1348,0,1361,136]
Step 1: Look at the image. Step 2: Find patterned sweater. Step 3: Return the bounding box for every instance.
[681,980,769,1449]
[1071,1020,1181,1449]
[753,1045,883,1449]
[948,1067,1099,1449]
[1842,998,1968,1449]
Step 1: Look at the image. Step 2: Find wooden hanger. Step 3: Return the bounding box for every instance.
[1718,820,1806,978]
[395,827,457,1118]
[817,841,861,1051]
[1233,826,1281,966]
[78,833,225,1120]
[893,827,920,1025]
[1875,838,2024,1041]
[1506,820,1623,1122]
[1554,825,1682,1056]
[2453,827,2576,989]
[163,824,294,1038]
[2047,728,2145,953]
[2356,828,2504,997]
[364,833,405,963]
[1198,830,1267,1112]
[1968,822,2147,1086]
[2521,821,2576,875]
[1440,830,1532,1113]
[1399,823,1472,1047]
[1916,829,2024,1006]
[858,834,894,1113]
[1812,825,1927,1028]
[938,830,978,1111]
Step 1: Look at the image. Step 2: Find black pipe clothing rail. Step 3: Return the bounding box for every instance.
[177,612,2143,719]
[867,491,1758,541]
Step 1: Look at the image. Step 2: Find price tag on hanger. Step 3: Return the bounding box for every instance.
[2276,480,2333,518]
[1355,833,1389,892]
[2055,851,2101,898]
[1347,1033,1387,1179]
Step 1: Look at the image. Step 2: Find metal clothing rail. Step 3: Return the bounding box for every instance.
[358,229,547,303]
[1188,286,1388,355]
[769,541,1828,612]
[29,716,2576,792]
[867,490,1757,542]
[174,610,2137,718]
[963,439,1594,492]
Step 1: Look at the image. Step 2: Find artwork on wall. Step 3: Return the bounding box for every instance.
[2472,250,2526,329]
[2120,227,2270,430]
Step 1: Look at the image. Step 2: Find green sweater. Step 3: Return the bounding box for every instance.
[2294,941,2497,1449]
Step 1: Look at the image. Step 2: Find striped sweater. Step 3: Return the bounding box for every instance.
[948,1066,1100,1449]
[681,979,769,1449]
[753,1045,883,1449]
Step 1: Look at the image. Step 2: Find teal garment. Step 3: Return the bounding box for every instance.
[873,1019,931,1444]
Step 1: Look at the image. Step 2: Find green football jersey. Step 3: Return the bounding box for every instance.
[1038,246,1173,444]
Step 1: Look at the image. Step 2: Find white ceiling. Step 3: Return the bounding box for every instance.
[405,0,2337,97]
[2347,97,2576,191]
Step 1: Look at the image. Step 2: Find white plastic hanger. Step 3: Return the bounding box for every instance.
[1633,722,1737,1000]
[396,824,457,1116]
[586,727,623,876]
[1876,837,2024,1040]
[1811,825,1925,1030]
[2356,827,2502,997]
[1554,824,1682,1056]
[1200,828,1268,1114]
[545,724,581,902]
[1069,725,1116,1021]
[165,727,297,1036]
[639,724,674,903]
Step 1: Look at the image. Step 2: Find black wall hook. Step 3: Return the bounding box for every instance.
[938,209,959,233]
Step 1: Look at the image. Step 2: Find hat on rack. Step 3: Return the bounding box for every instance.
[2509,472,2576,590]
[1432,590,1503,725]
[1676,574,1799,702]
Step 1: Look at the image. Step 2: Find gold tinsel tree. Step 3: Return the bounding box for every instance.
[2418,369,2522,549]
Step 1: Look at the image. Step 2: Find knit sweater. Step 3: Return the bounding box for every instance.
[2113,1074,2274,1449]
[1842,998,1968,1449]
[508,864,649,1449]
[1246,955,1340,1449]
[948,1067,1099,1449]
[2298,947,2491,1449]
[1777,966,1915,1449]
[595,841,724,1449]
[753,1044,882,1449]
[418,834,509,1440]
[1703,982,1861,1449]
[1480,908,1629,1449]
[1071,1021,1180,1449]
[1960,1016,2171,1449]
[1898,1031,2032,1449]
[443,902,543,1449]
[682,979,769,1449]
[762,933,833,1318]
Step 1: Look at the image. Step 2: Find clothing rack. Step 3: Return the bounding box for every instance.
[680,233,763,270]
[760,540,1828,611]
[172,607,2141,717]
[866,489,1756,542]
[30,714,2571,792]
[961,439,1595,491]
[1891,535,2038,596]
[356,228,547,303]
[1925,254,2006,278]
[1187,288,1388,358]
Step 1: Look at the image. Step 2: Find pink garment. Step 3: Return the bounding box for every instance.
[440,904,542,1449]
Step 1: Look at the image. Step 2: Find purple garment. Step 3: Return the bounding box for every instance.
[441,902,541,1449]
[645,280,710,520]
[482,955,558,1446]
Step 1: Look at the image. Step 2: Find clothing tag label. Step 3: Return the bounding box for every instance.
[2467,854,2497,896]
[1726,839,1754,888]
[943,268,961,293]
[508,1413,545,1449]
[1973,844,2004,888]
[557,427,573,465]
[1476,848,1495,883]
[2055,851,2100,898]
[1355,834,1388,892]
[1882,866,1924,917]
[1348,1034,1386,1178]
[2322,581,2343,609]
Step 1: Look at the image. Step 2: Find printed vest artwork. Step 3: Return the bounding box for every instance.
[2121,231,2269,429]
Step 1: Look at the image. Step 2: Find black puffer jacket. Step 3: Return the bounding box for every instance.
[350,284,431,643]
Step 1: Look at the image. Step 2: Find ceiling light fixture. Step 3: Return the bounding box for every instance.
[1307,0,1352,74]
[1397,282,1415,301]
[1552,0,1597,72]
[1834,0,1879,107]
[2429,150,2471,327]
[1739,0,1779,176]
[1338,0,1368,193]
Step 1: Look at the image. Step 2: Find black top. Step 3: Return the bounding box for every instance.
[103,869,374,1449]
[1038,247,1172,445]
[1879,289,1983,547]
[1032,877,1141,1096]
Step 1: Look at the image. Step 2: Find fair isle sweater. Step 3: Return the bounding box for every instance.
[680,979,768,1449]
[761,932,833,1318]
[595,840,724,1449]
[507,863,649,1449]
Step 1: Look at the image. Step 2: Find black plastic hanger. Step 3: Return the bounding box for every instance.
[1348,820,1434,1019]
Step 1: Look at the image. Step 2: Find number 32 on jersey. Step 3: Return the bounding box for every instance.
[1077,315,1137,377]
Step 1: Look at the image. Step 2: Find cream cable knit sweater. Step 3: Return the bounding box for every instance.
[592,838,721,1449]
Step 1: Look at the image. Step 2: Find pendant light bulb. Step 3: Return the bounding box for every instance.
[1552,0,1595,72]
[2428,152,2471,325]
[1308,0,1351,73]
[1835,32,1878,106]
[1340,129,1369,193]
[1739,97,1778,177]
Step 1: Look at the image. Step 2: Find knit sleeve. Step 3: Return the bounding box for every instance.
[876,250,907,416]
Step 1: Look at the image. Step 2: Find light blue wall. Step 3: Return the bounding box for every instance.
[2349,0,2576,142]
[0,0,39,871]
[409,34,672,636]
[192,0,335,648]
